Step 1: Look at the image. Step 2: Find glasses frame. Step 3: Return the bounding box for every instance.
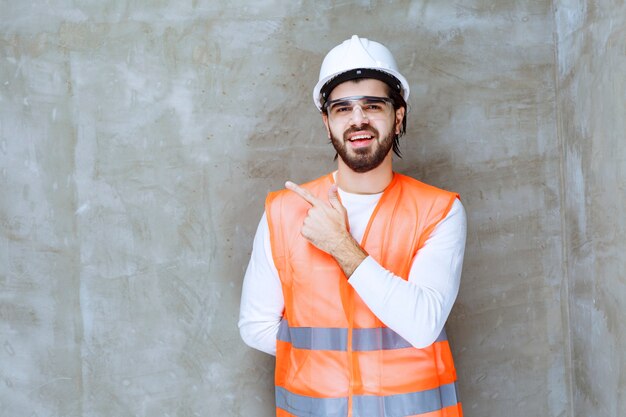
[323,95,395,119]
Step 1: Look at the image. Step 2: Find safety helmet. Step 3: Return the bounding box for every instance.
[313,35,410,111]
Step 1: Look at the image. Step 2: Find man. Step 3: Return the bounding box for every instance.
[239,35,466,417]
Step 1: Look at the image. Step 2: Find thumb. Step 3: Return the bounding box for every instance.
[328,184,343,211]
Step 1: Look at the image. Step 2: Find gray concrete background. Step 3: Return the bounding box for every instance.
[0,1,624,416]
[556,0,626,415]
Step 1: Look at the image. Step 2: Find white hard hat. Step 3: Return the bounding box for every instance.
[313,35,410,111]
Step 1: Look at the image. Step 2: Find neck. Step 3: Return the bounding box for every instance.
[335,154,394,194]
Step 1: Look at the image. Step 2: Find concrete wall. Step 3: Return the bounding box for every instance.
[555,0,626,415]
[0,1,623,417]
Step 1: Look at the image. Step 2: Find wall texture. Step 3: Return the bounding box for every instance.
[0,1,623,417]
[555,0,626,415]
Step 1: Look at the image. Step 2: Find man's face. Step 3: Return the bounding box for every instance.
[322,79,405,173]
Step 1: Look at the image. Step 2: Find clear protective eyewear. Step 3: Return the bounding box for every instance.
[324,95,394,120]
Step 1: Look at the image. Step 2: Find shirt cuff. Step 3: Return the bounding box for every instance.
[347,255,380,288]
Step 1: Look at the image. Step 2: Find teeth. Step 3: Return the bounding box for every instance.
[350,135,372,140]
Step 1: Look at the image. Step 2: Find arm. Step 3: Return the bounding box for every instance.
[282,180,466,349]
[348,199,467,348]
[238,213,284,355]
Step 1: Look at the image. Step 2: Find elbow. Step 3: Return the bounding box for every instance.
[410,339,432,350]
[407,326,446,349]
[406,291,450,349]
[238,320,278,355]
[406,306,447,349]
[238,322,257,349]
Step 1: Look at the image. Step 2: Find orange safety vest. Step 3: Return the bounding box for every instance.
[266,172,463,417]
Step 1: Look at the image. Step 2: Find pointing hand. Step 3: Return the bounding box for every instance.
[285,181,367,277]
[285,181,350,255]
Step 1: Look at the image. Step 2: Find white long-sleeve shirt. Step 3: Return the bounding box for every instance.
[239,187,467,355]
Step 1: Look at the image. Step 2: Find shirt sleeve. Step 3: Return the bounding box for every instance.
[238,212,284,355]
[347,199,467,349]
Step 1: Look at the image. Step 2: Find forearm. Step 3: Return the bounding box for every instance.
[329,233,368,278]
[348,200,466,348]
[348,257,456,348]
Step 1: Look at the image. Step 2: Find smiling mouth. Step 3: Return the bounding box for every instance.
[348,134,374,142]
[346,134,375,150]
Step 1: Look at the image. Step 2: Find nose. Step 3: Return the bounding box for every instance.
[350,105,369,125]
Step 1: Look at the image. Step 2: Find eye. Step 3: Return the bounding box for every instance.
[332,104,352,113]
[361,99,388,112]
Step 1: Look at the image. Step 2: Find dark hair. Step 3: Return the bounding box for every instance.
[386,84,407,158]
[322,78,408,158]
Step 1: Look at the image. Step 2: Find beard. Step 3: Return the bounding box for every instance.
[330,125,395,173]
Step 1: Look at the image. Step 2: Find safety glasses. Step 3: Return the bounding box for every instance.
[324,95,394,120]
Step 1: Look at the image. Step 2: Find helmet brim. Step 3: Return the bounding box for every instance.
[313,67,410,111]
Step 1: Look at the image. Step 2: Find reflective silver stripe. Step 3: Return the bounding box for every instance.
[276,386,347,417]
[276,383,459,417]
[353,327,412,351]
[353,382,459,416]
[277,319,348,351]
[278,319,448,351]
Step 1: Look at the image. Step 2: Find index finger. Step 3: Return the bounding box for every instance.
[285,181,323,206]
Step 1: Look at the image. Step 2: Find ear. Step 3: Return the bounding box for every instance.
[394,107,405,135]
[322,113,331,139]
